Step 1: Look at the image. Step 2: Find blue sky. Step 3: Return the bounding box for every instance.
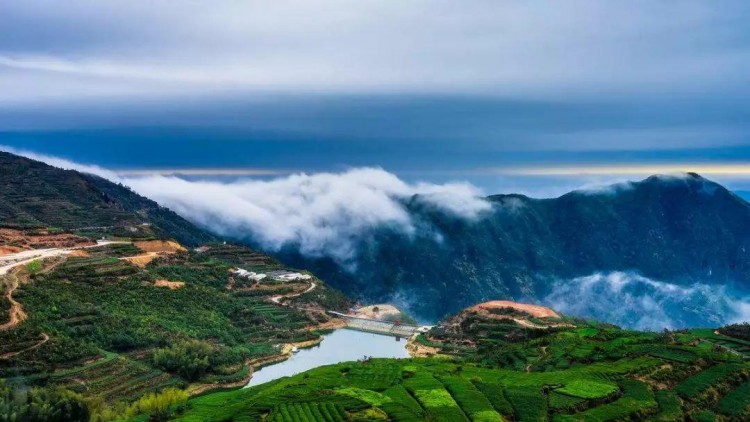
[2,1,750,196]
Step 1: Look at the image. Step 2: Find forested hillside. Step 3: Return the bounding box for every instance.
[0,151,214,246]
[277,174,750,321]
[0,152,350,420]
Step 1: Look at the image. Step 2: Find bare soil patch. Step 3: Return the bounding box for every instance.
[0,246,25,256]
[120,253,158,267]
[0,228,94,255]
[154,279,185,289]
[68,249,90,258]
[134,240,186,253]
[354,304,402,320]
[469,300,561,318]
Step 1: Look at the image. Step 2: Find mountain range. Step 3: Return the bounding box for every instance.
[3,150,749,327]
[275,173,750,323]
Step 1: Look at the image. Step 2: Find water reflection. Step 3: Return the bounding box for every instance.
[246,329,409,387]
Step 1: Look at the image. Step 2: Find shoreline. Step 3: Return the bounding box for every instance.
[188,318,346,396]
[405,334,441,358]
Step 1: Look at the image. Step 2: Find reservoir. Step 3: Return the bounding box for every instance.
[246,328,409,387]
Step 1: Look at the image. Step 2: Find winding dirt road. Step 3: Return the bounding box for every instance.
[270,281,317,304]
[0,274,27,331]
[0,333,49,360]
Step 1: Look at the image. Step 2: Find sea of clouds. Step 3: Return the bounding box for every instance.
[127,169,490,263]
[2,146,490,263]
[7,146,750,330]
[544,271,750,331]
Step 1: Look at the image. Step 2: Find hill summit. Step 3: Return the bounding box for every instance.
[0,151,214,246]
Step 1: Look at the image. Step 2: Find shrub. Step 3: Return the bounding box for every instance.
[26,259,42,274]
[718,380,750,417]
[126,388,188,421]
[0,381,90,422]
[152,339,213,381]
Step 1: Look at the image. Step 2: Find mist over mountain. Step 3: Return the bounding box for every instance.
[272,173,750,326]
[4,147,750,329]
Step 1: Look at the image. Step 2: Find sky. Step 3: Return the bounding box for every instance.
[2,1,750,196]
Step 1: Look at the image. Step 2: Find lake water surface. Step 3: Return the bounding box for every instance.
[246,328,409,387]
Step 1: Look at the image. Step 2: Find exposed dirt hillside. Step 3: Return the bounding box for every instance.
[0,229,94,256]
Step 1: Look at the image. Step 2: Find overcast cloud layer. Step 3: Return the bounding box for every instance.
[2,2,750,195]
[2,1,749,104]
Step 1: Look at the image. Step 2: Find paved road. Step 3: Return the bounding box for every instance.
[0,240,128,331]
[271,281,317,304]
[0,240,126,275]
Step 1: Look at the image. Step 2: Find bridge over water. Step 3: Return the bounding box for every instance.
[327,311,421,337]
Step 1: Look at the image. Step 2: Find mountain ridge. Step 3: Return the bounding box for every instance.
[274,172,750,323]
[0,151,215,246]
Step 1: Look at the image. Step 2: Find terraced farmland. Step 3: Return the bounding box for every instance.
[0,239,350,420]
[175,318,750,422]
[51,354,182,403]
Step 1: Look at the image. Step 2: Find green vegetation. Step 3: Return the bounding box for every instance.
[0,151,214,246]
[439,376,502,421]
[0,240,350,421]
[719,322,750,341]
[651,390,682,421]
[175,312,750,422]
[674,363,746,398]
[556,379,618,400]
[718,380,750,417]
[0,380,90,422]
[555,380,656,422]
[25,259,42,274]
[3,152,750,421]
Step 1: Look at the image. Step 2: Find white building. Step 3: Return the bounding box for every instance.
[268,270,312,282]
[232,268,267,281]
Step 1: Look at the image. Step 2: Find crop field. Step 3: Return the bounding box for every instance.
[171,316,750,422]
[51,355,182,402]
[268,403,348,422]
[44,255,140,284]
[718,380,750,417]
[689,328,750,358]
[197,243,281,272]
[554,380,656,422]
[674,363,745,398]
[439,376,503,422]
[652,390,682,421]
[0,239,352,420]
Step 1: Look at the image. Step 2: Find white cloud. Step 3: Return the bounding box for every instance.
[1,1,748,104]
[125,169,490,262]
[1,146,490,263]
[545,271,750,330]
[0,145,119,180]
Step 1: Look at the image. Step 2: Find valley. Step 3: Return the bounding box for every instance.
[1,151,750,421]
[276,174,750,326]
[4,2,750,420]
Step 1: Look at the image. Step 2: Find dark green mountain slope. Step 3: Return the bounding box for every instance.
[0,151,214,246]
[278,174,750,321]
